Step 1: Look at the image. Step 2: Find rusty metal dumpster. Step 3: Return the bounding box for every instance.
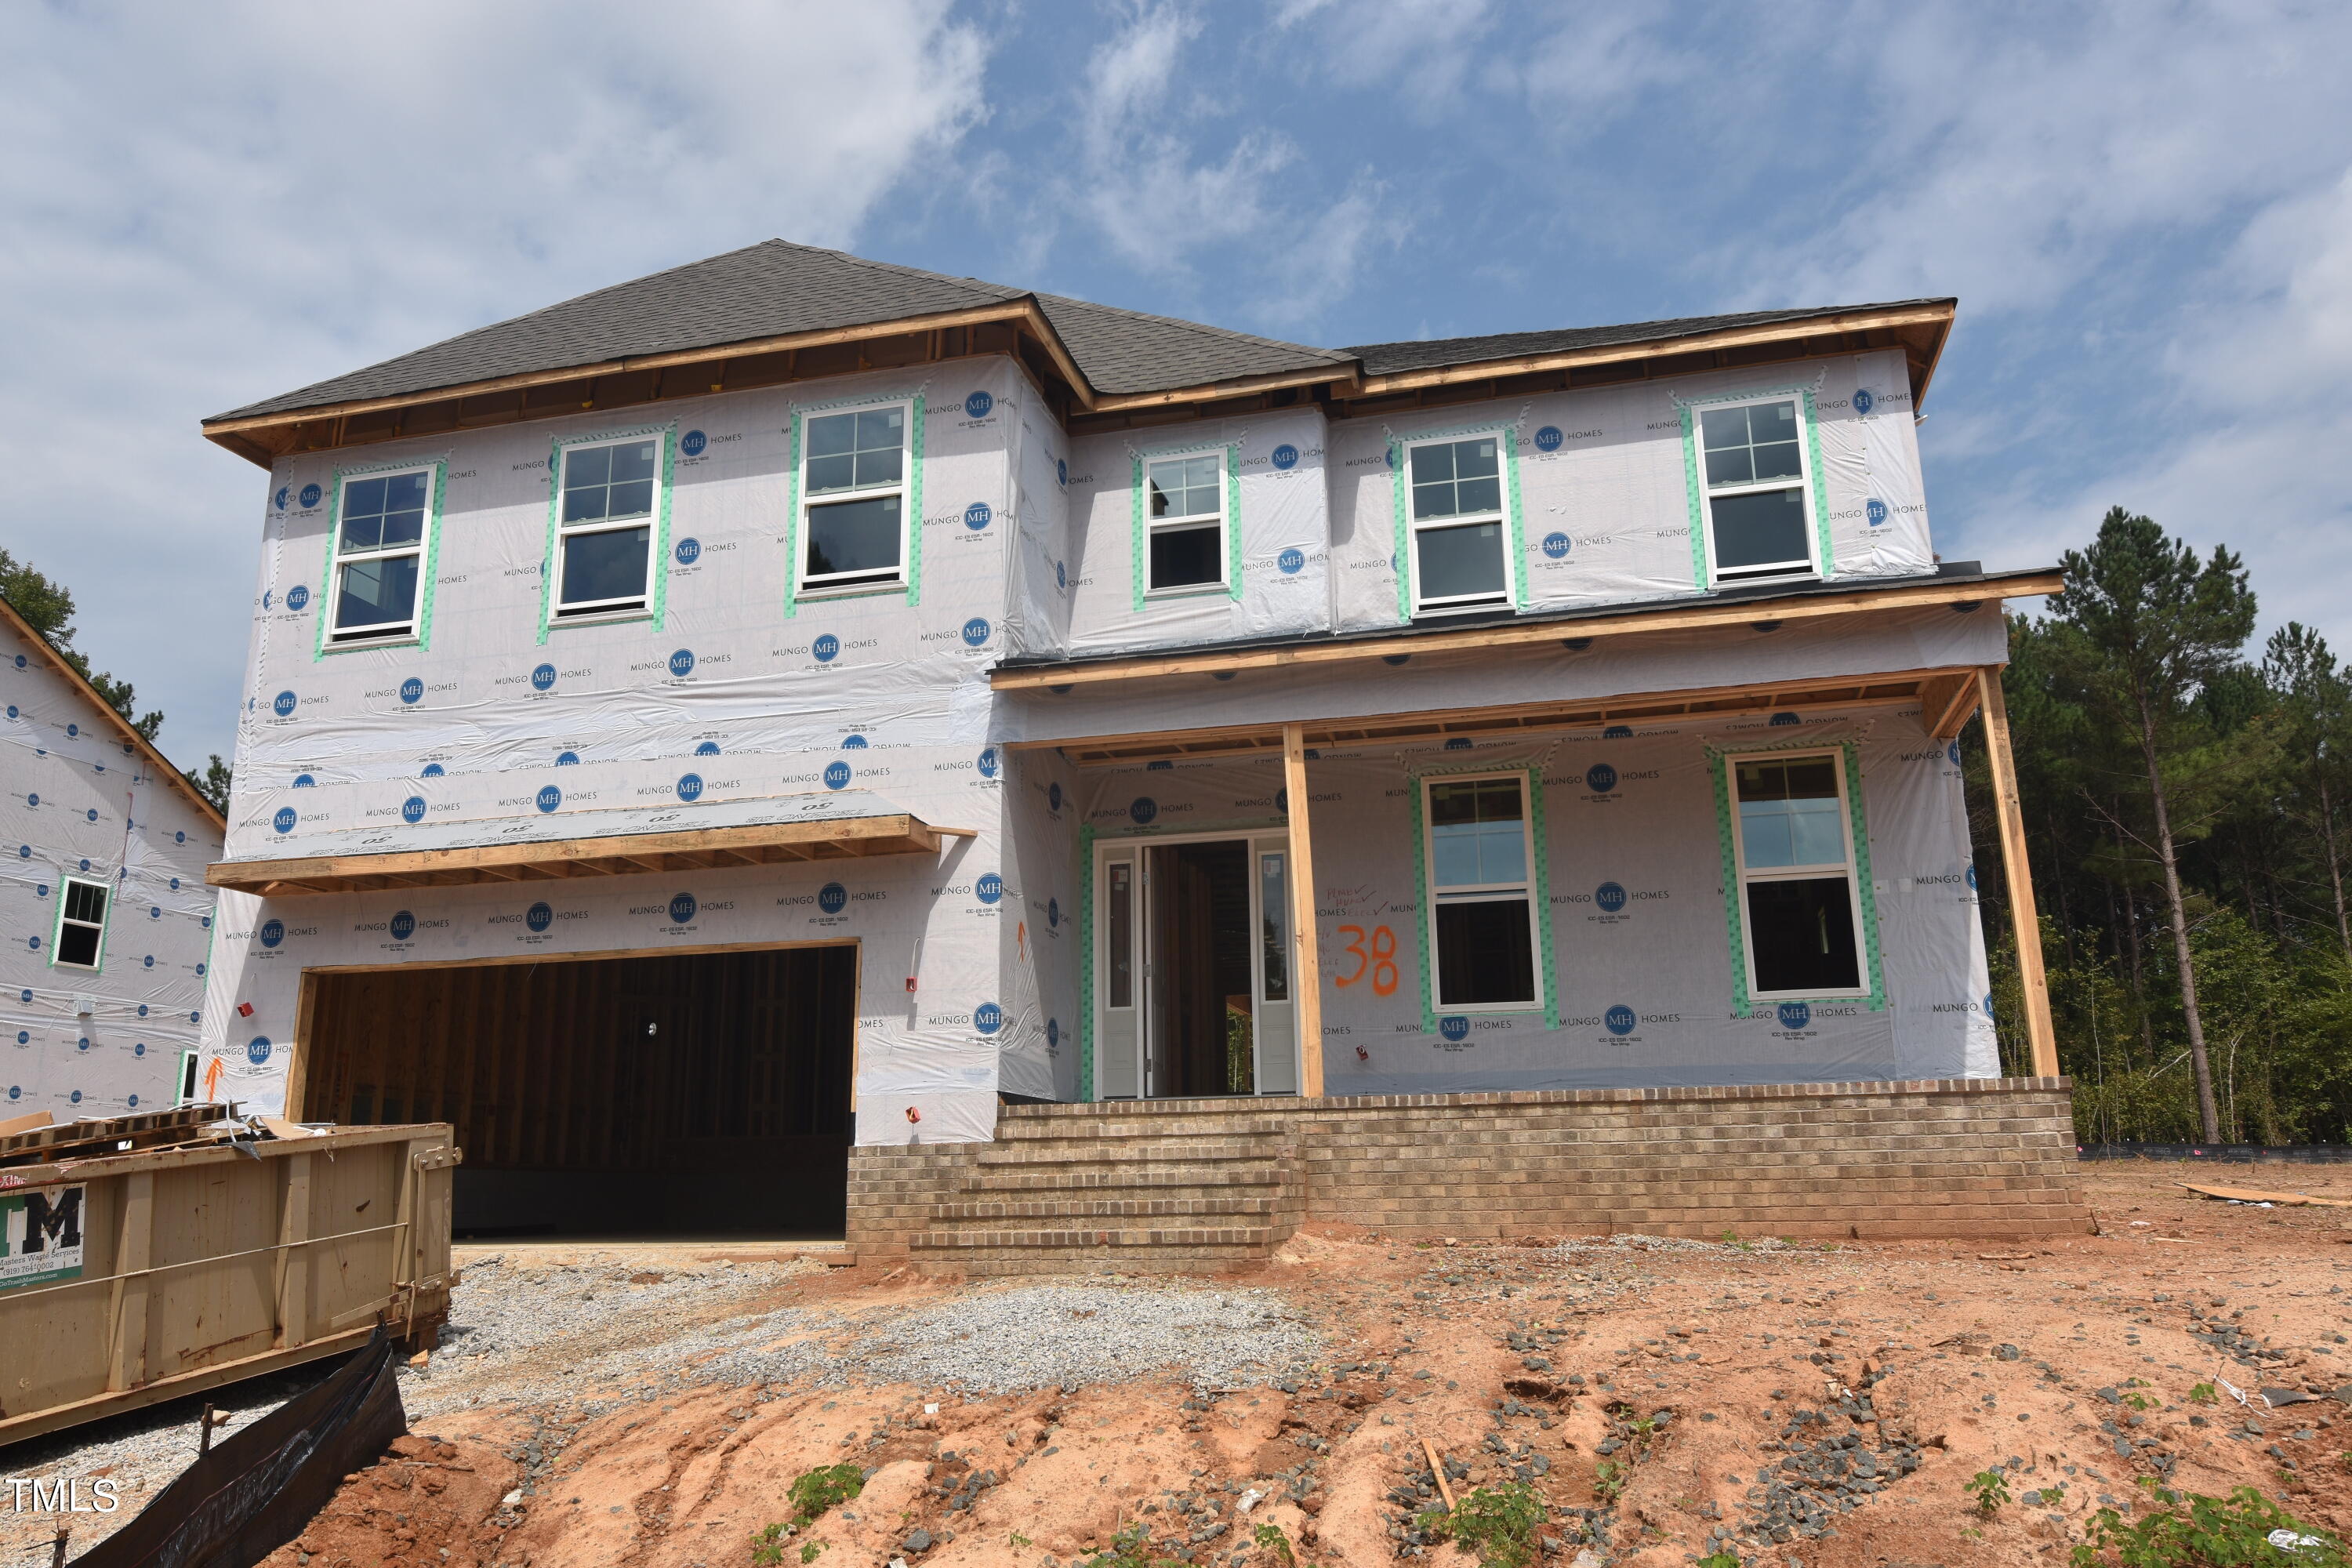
[0,1105,459,1445]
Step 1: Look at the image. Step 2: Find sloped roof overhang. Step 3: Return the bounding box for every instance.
[207,792,972,896]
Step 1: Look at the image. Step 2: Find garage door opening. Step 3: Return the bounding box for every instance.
[296,944,856,1240]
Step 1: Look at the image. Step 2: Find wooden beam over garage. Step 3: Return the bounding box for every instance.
[208,813,975,897]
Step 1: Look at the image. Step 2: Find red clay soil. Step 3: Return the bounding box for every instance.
[192,1162,2352,1566]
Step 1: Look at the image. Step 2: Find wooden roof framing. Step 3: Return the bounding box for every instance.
[993,569,2059,693]
[201,305,1087,469]
[207,812,972,897]
[202,293,1958,467]
[1022,665,1987,768]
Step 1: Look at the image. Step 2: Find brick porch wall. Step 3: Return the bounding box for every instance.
[846,1076,2090,1265]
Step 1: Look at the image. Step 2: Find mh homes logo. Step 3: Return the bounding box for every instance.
[527,902,554,932]
[1439,1016,1470,1042]
[676,537,701,564]
[400,678,423,705]
[814,634,840,663]
[825,762,853,790]
[978,747,999,779]
[286,585,310,611]
[389,911,416,942]
[260,920,285,948]
[247,1036,271,1065]
[669,649,695,677]
[964,390,993,419]
[272,807,297,833]
[1272,444,1298,470]
[1605,1005,1636,1036]
[819,884,848,914]
[1777,1002,1812,1029]
[1541,532,1571,558]
[669,893,697,924]
[977,873,1004,905]
[272,690,296,717]
[962,618,991,648]
[536,785,562,813]
[532,662,557,691]
[1279,548,1305,574]
[681,430,707,456]
[402,797,426,824]
[841,735,867,750]
[975,1001,1003,1034]
[964,502,992,531]
[677,773,703,802]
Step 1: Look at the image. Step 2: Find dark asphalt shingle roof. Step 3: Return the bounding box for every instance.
[1345,299,1954,377]
[209,238,1947,423]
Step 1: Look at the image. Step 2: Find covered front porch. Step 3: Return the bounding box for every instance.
[996,570,2064,1103]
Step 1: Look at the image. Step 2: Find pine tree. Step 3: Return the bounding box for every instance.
[2050,508,2257,1142]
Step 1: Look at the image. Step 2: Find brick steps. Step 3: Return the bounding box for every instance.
[908,1109,1300,1276]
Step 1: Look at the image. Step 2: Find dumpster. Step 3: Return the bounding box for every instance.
[0,1104,459,1446]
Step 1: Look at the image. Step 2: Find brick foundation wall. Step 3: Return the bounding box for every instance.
[846,1077,2090,1265]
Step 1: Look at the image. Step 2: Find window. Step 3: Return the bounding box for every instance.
[177,1050,200,1105]
[1406,435,1511,613]
[1258,851,1289,1003]
[1729,751,1867,997]
[555,437,660,617]
[1145,452,1227,592]
[329,468,433,640]
[1422,774,1539,1007]
[53,877,109,970]
[800,405,908,592]
[1105,860,1134,1009]
[1698,397,1817,583]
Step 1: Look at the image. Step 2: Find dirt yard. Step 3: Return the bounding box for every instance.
[8,1160,2348,1568]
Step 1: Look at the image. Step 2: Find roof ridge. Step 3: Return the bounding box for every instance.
[1039,292,1352,365]
[1344,298,1956,355]
[781,240,1030,303]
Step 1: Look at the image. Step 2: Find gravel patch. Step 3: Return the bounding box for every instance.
[685,1280,1321,1396]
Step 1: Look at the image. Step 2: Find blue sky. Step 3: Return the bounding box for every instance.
[5,0,2348,769]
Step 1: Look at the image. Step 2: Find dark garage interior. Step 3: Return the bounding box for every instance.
[297,943,856,1237]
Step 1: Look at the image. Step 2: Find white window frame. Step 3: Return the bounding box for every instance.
[797,397,913,597]
[1696,392,1821,587]
[1419,770,1544,1014]
[1142,446,1231,597]
[51,875,111,972]
[1724,747,1871,1001]
[1403,430,1516,616]
[553,434,664,621]
[326,465,435,643]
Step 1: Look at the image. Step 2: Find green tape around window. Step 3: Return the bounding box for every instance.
[1504,434,1530,610]
[1708,750,1751,1018]
[1843,739,1887,1008]
[905,393,927,608]
[1225,444,1243,602]
[1076,822,1097,1101]
[780,413,803,620]
[1388,439,1410,623]
[317,456,446,659]
[1406,768,1436,1031]
[1708,738,1888,1018]
[535,439,563,645]
[1528,767,1559,1029]
[1128,453,1148,615]
[1680,406,1708,590]
[648,426,677,632]
[1805,390,1834,581]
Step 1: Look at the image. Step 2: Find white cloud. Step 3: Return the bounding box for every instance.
[0,0,988,767]
[1062,4,1403,331]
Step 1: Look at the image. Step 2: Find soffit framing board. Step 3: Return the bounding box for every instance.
[1019,666,1983,768]
[993,571,2060,694]
[207,812,972,897]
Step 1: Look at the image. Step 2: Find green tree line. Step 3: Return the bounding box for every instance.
[0,548,232,812]
[1973,507,2352,1145]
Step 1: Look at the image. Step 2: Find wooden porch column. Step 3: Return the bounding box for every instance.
[1283,723,1325,1097]
[1975,666,2060,1078]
